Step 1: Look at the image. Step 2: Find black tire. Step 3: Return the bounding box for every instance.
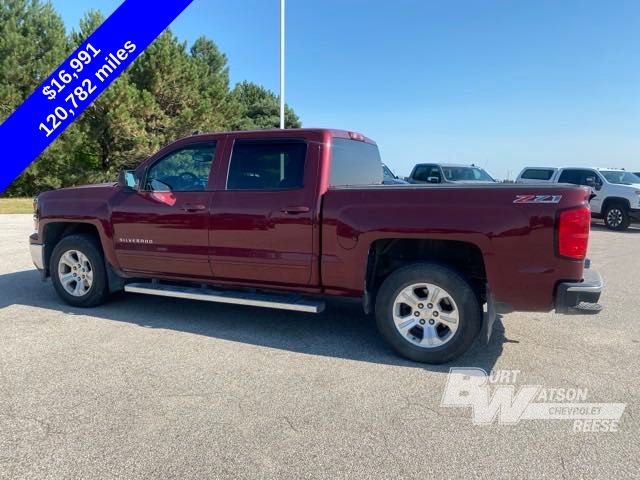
[375,263,481,364]
[50,234,110,308]
[603,204,630,231]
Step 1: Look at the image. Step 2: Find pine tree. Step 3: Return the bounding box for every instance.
[130,30,201,140]
[0,0,70,195]
[0,0,68,117]
[69,10,159,181]
[230,81,301,130]
[190,36,239,132]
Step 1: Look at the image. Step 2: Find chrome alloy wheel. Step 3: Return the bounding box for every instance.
[392,283,459,348]
[58,250,94,297]
[606,208,623,228]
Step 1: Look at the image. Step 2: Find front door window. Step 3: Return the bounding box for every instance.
[145,145,216,192]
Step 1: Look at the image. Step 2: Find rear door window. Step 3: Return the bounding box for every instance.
[558,169,597,186]
[521,169,555,181]
[413,165,439,182]
[558,169,582,185]
[227,140,307,190]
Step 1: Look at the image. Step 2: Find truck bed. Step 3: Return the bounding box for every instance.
[320,183,591,311]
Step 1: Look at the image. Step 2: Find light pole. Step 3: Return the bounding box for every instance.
[279,0,285,129]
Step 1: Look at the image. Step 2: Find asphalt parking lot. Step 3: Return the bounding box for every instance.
[1,214,638,479]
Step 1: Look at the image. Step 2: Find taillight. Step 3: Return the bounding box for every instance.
[557,207,590,260]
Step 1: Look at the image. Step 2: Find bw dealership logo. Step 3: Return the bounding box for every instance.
[441,368,625,432]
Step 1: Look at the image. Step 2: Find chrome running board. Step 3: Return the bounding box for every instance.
[124,282,325,313]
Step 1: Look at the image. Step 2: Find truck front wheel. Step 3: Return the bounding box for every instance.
[50,234,110,308]
[375,263,481,364]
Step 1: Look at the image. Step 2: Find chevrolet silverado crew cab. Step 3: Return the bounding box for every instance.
[406,163,496,184]
[516,166,640,230]
[30,129,603,364]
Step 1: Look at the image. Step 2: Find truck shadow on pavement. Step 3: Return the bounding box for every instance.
[1,269,509,372]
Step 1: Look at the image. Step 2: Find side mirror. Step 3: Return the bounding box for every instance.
[118,170,137,191]
[427,176,441,184]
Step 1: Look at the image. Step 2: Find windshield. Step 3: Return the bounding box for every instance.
[441,166,494,182]
[600,170,640,185]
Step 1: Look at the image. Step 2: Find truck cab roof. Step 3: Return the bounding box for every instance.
[185,128,377,145]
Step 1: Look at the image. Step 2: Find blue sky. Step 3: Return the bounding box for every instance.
[53,0,640,179]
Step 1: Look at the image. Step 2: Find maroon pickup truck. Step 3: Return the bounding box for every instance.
[29,128,603,363]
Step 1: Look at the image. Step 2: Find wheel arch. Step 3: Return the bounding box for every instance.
[602,197,631,212]
[43,221,125,293]
[363,238,488,314]
[41,221,110,277]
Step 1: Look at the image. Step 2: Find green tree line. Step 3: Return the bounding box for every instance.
[0,0,301,196]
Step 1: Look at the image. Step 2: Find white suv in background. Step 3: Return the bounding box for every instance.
[516,167,640,231]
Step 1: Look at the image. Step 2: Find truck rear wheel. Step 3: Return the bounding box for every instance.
[375,263,481,364]
[50,234,110,308]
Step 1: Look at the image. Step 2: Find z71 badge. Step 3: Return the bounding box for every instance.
[513,194,563,204]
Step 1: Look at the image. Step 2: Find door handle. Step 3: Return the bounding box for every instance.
[281,206,310,214]
[180,203,207,212]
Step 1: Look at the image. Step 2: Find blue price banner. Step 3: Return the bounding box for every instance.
[0,0,194,193]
